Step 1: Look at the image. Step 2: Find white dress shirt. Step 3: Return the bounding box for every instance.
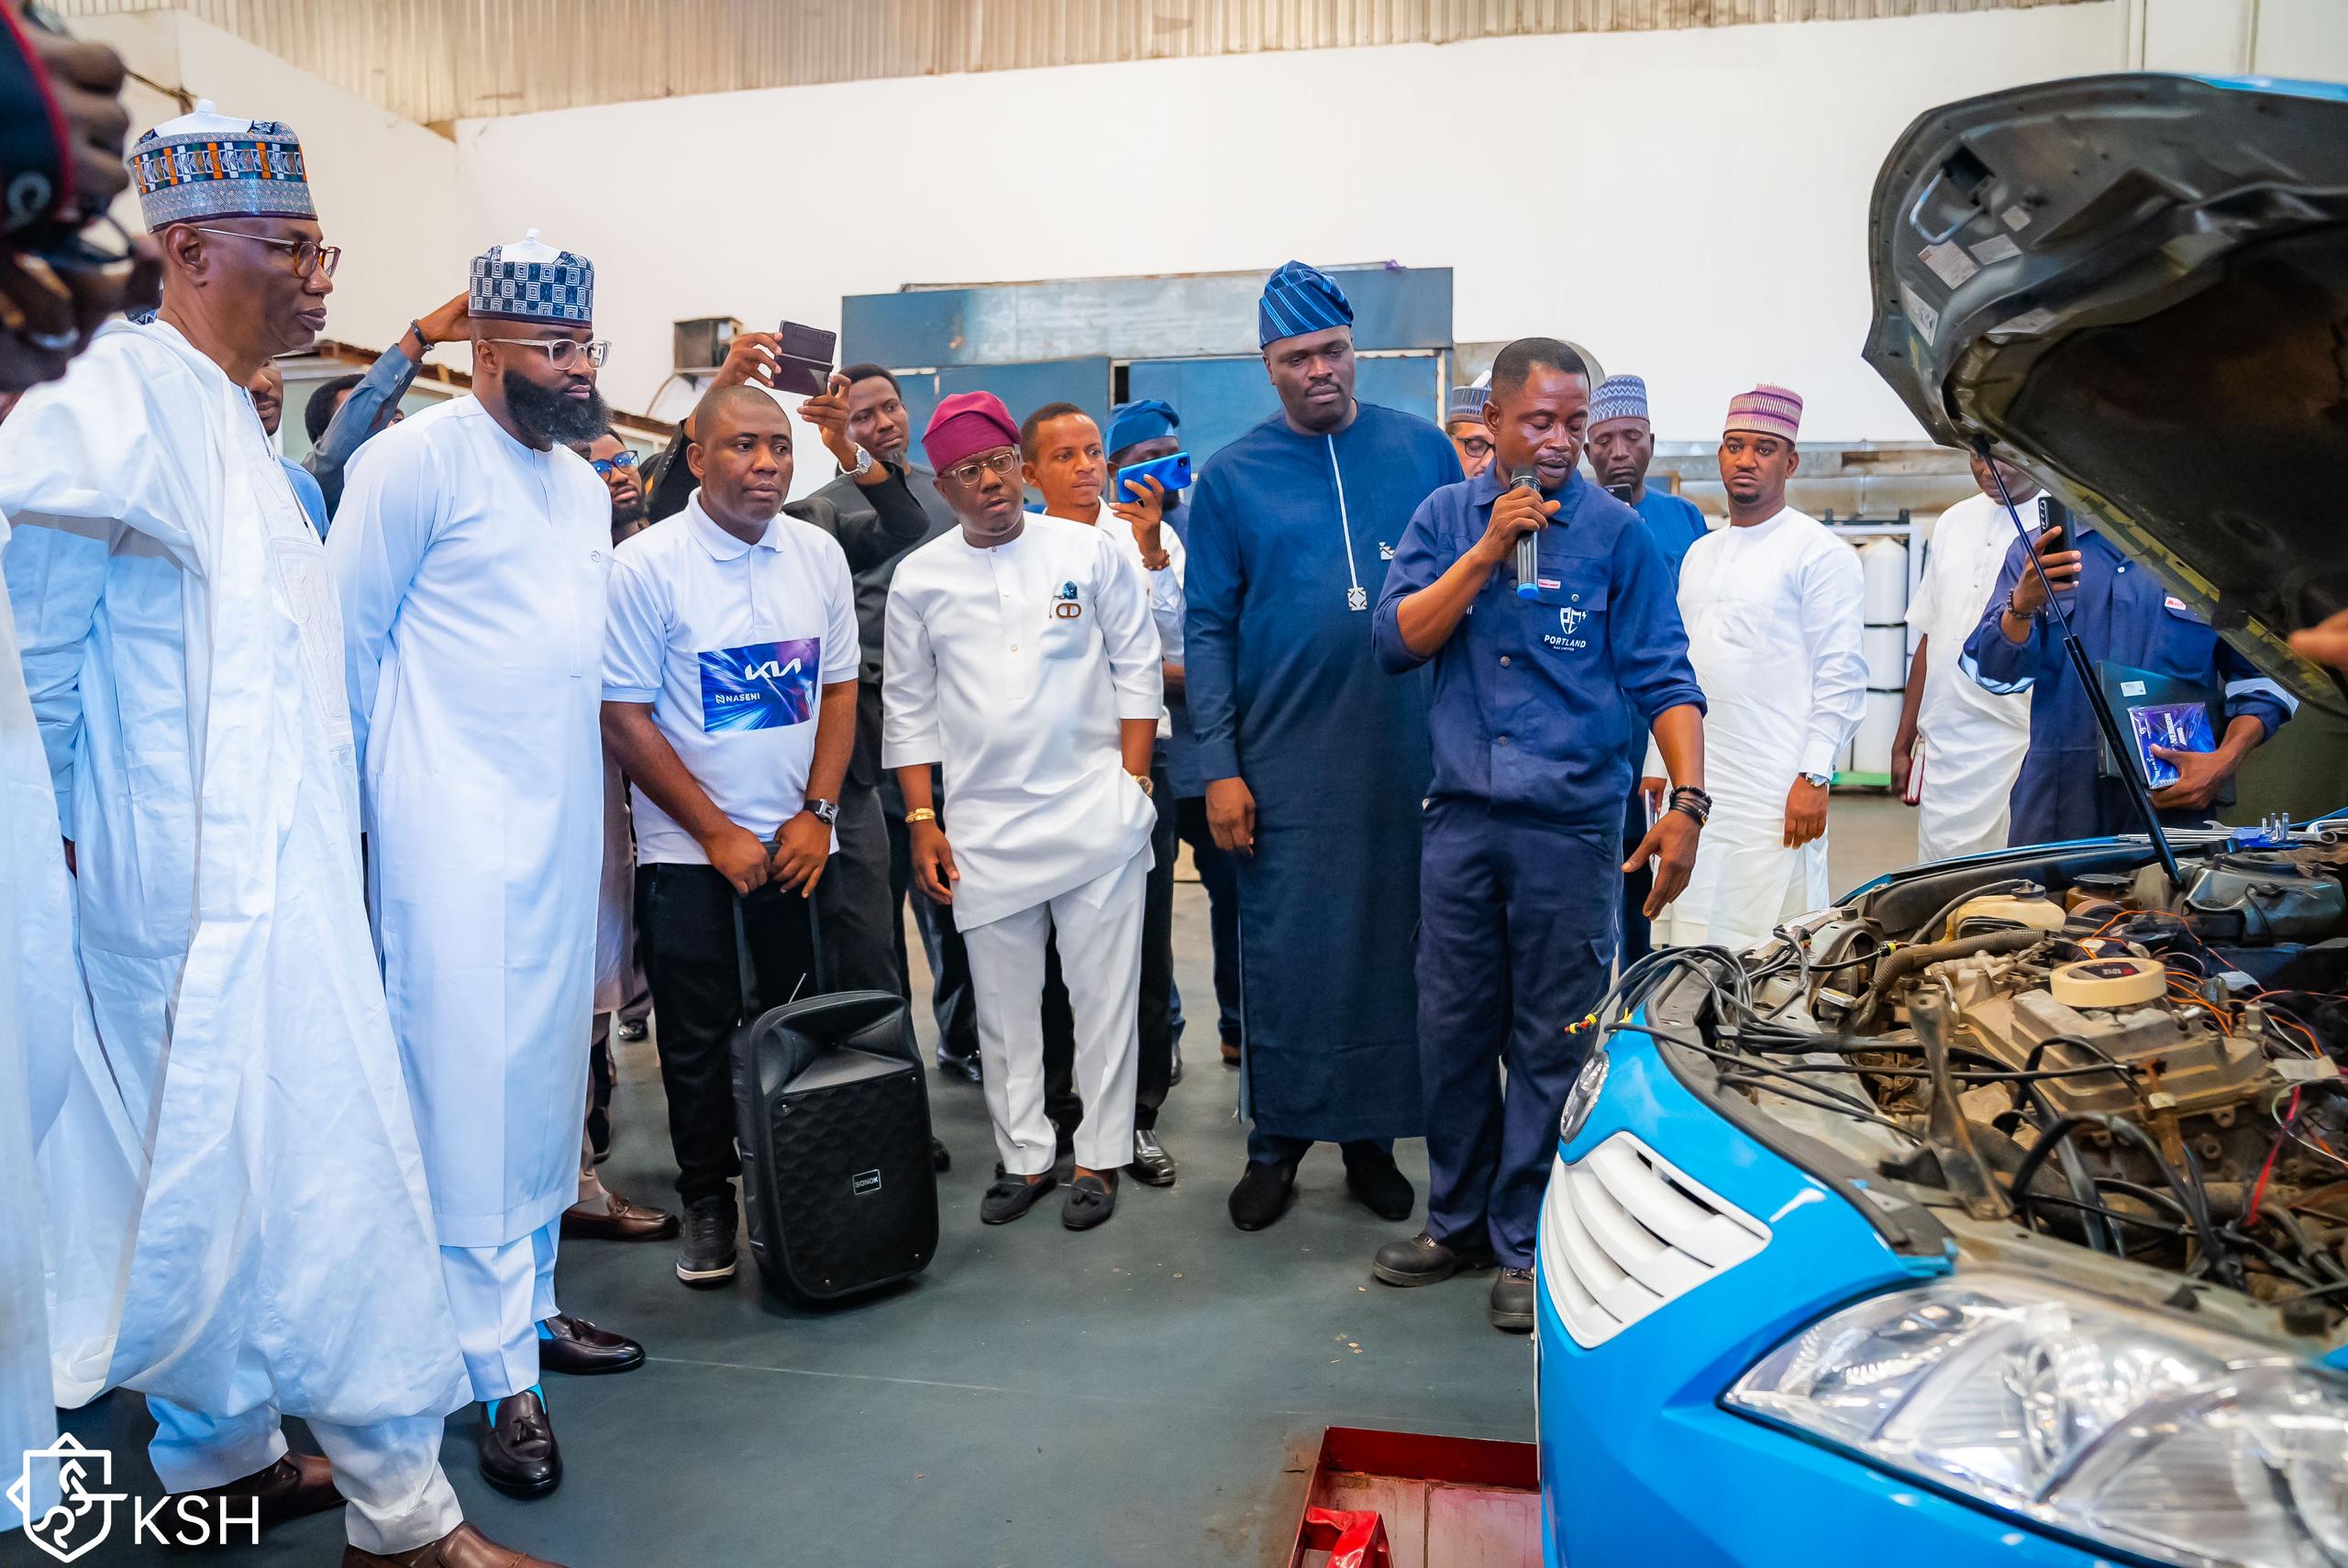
[882,513,1162,929]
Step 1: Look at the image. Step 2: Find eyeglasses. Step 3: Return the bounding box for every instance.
[941,449,1022,487]
[1457,436,1492,458]
[591,450,638,477]
[188,226,340,278]
[480,337,609,370]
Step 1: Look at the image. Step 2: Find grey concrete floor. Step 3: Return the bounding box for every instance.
[50,795,1922,1568]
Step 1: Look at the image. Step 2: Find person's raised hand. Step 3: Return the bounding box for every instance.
[714,331,779,391]
[1473,481,1560,570]
[799,371,860,471]
[1109,473,1168,568]
[2008,525,2082,620]
[416,291,470,347]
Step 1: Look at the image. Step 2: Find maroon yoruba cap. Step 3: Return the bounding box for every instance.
[922,392,1020,472]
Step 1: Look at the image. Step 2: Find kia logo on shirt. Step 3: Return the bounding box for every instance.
[697,637,820,733]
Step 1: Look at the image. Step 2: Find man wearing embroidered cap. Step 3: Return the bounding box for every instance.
[2,105,568,1568]
[1184,261,1463,1233]
[884,391,1163,1231]
[330,228,643,1504]
[1650,384,1866,951]
[1445,381,1494,480]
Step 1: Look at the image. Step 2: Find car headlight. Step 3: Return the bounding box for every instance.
[1725,1275,2348,1567]
[1558,1044,1608,1146]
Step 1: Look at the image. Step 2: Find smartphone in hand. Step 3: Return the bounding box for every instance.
[770,322,836,397]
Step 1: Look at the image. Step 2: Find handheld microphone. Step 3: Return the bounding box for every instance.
[1511,467,1544,601]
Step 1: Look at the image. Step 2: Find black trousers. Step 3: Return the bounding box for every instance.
[885,779,980,1060]
[818,777,902,996]
[637,863,818,1209]
[1043,757,1178,1135]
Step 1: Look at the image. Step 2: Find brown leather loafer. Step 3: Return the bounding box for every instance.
[165,1451,341,1536]
[478,1388,560,1497]
[537,1311,645,1375]
[559,1188,680,1242]
[341,1522,567,1567]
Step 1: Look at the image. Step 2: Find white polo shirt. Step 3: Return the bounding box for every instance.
[604,490,858,865]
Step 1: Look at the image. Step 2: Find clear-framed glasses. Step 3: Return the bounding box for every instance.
[942,448,1021,487]
[187,226,340,278]
[480,337,609,370]
[591,450,638,477]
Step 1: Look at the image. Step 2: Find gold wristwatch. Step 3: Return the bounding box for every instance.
[1129,772,1154,797]
[906,807,938,824]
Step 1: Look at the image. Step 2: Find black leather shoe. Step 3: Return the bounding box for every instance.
[936,1050,983,1085]
[1063,1170,1118,1231]
[980,1171,1058,1224]
[479,1388,560,1497]
[675,1195,737,1287]
[1490,1266,1537,1333]
[1168,1045,1184,1087]
[537,1312,645,1375]
[1227,1160,1297,1231]
[1342,1142,1415,1222]
[1372,1231,1495,1287]
[931,1136,952,1173]
[616,1017,648,1043]
[1129,1129,1178,1187]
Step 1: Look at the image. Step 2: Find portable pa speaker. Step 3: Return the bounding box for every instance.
[727,900,937,1301]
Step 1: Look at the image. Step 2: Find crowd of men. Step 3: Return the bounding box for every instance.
[0,69,2312,1568]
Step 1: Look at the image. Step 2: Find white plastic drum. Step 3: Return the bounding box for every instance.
[1853,690,1904,777]
[1864,625,1909,690]
[1859,537,1911,623]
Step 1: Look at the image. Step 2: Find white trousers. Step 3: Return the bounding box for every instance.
[962,849,1148,1176]
[437,1215,559,1403]
[147,1397,461,1553]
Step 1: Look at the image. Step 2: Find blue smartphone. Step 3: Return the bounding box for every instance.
[1114,451,1191,501]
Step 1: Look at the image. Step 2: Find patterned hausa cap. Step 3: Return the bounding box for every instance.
[1723,383,1803,443]
[128,100,314,230]
[471,228,594,326]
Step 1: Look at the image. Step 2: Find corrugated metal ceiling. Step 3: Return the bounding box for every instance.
[57,0,2092,125]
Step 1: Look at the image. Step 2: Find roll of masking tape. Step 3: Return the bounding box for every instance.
[2049,955,2166,1009]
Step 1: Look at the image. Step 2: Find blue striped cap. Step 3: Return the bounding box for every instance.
[1257,260,1354,348]
[1589,374,1651,428]
[1105,398,1179,454]
[1446,384,1487,423]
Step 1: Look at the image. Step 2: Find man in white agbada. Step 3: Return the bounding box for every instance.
[885,391,1161,1231]
[1891,449,2043,859]
[1653,385,1866,952]
[0,104,568,1568]
[329,229,644,1503]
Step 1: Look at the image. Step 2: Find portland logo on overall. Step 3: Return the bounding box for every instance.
[1054,581,1083,620]
[1545,604,1589,652]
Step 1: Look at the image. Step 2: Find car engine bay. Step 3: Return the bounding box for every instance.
[1634,828,2348,1331]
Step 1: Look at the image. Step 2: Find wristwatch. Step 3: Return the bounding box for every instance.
[1800,771,1833,790]
[1129,771,1155,797]
[843,446,874,480]
[806,798,839,825]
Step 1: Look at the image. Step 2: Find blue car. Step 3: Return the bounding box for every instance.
[1537,73,2348,1568]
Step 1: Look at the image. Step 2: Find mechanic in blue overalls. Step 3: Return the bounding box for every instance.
[1368,337,1710,1333]
[1961,506,2295,842]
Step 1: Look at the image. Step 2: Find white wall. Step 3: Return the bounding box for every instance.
[91,0,2348,458]
[449,3,2154,444]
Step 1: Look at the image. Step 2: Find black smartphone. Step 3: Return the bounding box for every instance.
[771,322,836,396]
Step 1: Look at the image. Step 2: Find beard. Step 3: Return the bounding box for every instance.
[504,369,608,447]
[610,495,648,537]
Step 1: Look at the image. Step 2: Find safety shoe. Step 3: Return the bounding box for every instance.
[1371,1231,1496,1288]
[1490,1266,1537,1333]
[675,1194,737,1287]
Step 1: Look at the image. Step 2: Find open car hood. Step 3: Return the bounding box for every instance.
[1864,73,2348,710]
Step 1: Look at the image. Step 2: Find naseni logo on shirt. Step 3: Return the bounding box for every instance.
[1053,580,1084,621]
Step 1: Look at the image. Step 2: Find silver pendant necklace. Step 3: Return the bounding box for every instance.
[1326,436,1367,612]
